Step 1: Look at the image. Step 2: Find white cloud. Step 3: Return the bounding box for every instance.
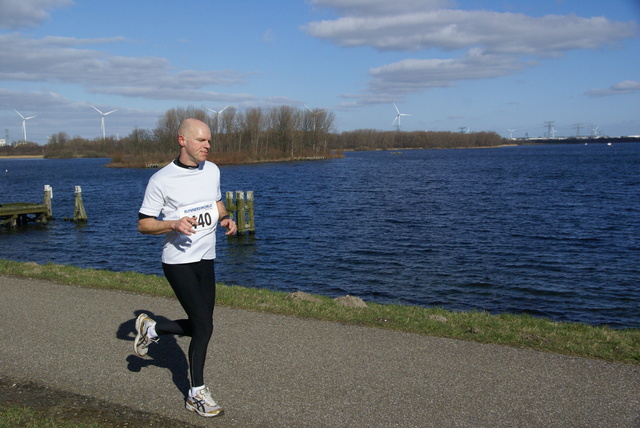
[262,29,276,43]
[585,80,640,97]
[96,86,258,103]
[0,87,69,110]
[304,10,636,55]
[0,34,247,100]
[367,49,527,95]
[0,87,161,141]
[303,1,638,106]
[308,0,453,16]
[0,0,73,29]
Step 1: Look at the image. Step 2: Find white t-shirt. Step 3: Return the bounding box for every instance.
[139,160,222,264]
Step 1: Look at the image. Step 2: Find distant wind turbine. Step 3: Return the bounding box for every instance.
[305,104,321,131]
[304,104,321,115]
[392,103,411,131]
[91,105,117,140]
[207,106,229,133]
[14,109,37,143]
[507,129,516,139]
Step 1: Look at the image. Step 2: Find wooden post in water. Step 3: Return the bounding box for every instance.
[73,186,88,222]
[246,191,255,233]
[225,190,255,234]
[236,191,247,232]
[43,185,53,219]
[225,191,236,221]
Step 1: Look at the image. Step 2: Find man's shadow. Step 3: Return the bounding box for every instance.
[117,310,190,397]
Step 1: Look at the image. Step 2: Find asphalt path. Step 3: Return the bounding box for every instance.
[1,276,639,427]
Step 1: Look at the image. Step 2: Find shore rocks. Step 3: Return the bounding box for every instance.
[285,291,323,303]
[285,292,368,308]
[334,295,367,308]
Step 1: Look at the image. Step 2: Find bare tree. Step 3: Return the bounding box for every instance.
[154,106,207,154]
[241,107,265,157]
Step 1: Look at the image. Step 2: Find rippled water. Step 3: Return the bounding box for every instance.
[1,143,638,328]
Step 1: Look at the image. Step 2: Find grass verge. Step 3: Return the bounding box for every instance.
[0,405,101,428]
[0,378,194,428]
[1,259,638,365]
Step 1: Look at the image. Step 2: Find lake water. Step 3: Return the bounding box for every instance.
[1,143,639,328]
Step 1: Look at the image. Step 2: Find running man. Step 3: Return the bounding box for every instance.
[134,118,237,418]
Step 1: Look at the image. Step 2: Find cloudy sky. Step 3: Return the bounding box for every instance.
[0,0,638,144]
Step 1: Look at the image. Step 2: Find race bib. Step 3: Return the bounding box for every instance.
[178,201,218,232]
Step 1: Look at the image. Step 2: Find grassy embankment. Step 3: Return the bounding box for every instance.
[1,259,638,366]
[0,406,100,428]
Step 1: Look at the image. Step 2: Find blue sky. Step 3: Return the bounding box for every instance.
[0,0,638,144]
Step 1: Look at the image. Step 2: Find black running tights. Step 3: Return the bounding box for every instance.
[156,259,216,388]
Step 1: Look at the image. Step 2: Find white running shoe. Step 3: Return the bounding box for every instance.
[133,313,158,357]
[185,387,224,418]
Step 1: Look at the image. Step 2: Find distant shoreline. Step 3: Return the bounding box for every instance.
[1,138,638,163]
[0,155,44,159]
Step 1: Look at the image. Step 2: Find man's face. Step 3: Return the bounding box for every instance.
[180,122,211,165]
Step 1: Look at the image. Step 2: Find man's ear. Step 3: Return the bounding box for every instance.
[178,135,186,147]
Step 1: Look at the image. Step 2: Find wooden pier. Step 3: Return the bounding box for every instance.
[0,185,53,228]
[1,184,88,228]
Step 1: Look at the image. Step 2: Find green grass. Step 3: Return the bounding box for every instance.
[0,406,101,428]
[1,259,638,365]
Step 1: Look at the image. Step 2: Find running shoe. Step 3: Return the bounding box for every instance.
[186,387,224,418]
[133,313,158,357]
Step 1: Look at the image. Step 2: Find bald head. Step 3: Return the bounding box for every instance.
[177,118,212,166]
[178,118,210,140]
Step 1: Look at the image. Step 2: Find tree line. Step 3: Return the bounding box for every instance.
[330,129,504,151]
[2,105,506,165]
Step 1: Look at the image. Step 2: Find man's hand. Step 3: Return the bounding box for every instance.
[174,216,198,235]
[220,217,237,235]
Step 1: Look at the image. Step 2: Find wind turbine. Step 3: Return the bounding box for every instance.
[392,103,411,131]
[91,105,117,140]
[207,106,229,133]
[305,104,321,131]
[507,129,516,139]
[14,109,37,143]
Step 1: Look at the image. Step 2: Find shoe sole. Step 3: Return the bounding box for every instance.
[185,402,224,418]
[133,313,149,357]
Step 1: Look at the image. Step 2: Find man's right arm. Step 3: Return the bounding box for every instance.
[138,217,176,235]
[138,215,198,236]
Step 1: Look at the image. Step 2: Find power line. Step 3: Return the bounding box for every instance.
[545,121,555,139]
